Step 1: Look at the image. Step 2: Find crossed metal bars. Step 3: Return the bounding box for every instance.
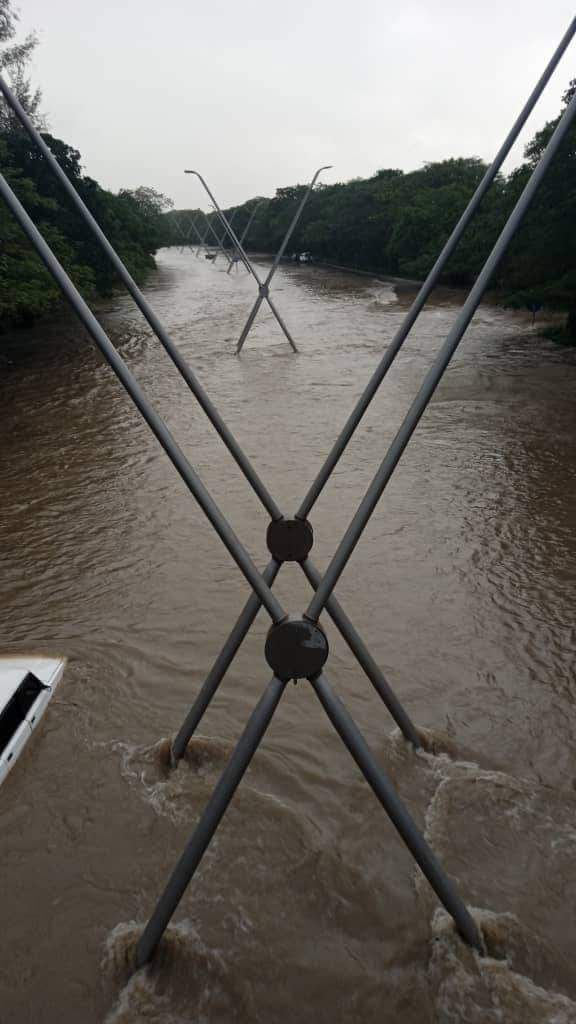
[187,201,265,272]
[199,207,237,266]
[186,167,331,352]
[187,215,216,258]
[173,217,197,254]
[226,198,266,274]
[0,15,574,972]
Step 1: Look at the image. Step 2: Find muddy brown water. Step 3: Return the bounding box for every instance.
[1,251,576,1023]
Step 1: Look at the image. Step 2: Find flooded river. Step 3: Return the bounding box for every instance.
[1,250,576,1022]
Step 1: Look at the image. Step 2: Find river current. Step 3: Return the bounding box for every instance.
[1,250,575,1022]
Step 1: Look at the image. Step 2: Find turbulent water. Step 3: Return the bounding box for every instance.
[1,250,575,1023]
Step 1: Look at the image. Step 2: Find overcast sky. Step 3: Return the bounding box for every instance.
[17,1,576,210]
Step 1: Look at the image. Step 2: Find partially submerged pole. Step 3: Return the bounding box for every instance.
[185,168,331,352]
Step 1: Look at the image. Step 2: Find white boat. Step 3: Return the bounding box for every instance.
[0,656,66,787]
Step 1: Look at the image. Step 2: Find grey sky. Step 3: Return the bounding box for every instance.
[18,0,575,210]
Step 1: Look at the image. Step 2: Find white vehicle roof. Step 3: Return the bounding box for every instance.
[0,657,64,708]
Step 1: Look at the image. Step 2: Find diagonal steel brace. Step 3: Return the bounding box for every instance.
[190,216,215,258]
[199,208,234,266]
[186,167,331,352]
[227,198,266,274]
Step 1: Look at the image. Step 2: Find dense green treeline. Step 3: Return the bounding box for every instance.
[0,130,173,325]
[0,0,173,328]
[168,80,575,340]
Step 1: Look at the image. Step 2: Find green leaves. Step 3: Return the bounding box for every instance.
[0,129,171,326]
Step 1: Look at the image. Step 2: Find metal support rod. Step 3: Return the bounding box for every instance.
[306,86,576,623]
[197,220,210,255]
[201,210,234,266]
[185,169,329,352]
[173,218,190,253]
[171,560,281,761]
[171,550,420,760]
[262,294,298,352]
[262,166,331,289]
[215,166,330,353]
[212,204,251,271]
[0,172,287,624]
[136,675,288,967]
[211,205,238,263]
[311,673,483,951]
[180,220,198,254]
[235,290,298,353]
[184,218,199,247]
[236,293,265,349]
[0,74,284,524]
[227,198,266,273]
[186,172,264,285]
[143,668,479,966]
[192,216,210,246]
[188,216,211,256]
[300,558,420,746]
[187,170,295,347]
[296,16,576,520]
[239,199,265,247]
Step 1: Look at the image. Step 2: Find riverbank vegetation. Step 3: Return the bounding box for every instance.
[168,80,575,343]
[0,0,172,328]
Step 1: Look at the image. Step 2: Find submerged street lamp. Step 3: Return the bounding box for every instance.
[185,167,332,352]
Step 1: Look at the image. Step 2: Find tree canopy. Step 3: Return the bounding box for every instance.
[0,0,174,328]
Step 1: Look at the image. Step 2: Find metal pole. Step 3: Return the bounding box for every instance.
[186,169,328,352]
[211,205,238,264]
[187,217,201,253]
[306,85,576,623]
[0,172,286,624]
[189,169,295,345]
[295,16,576,520]
[239,199,265,247]
[263,166,331,288]
[179,220,196,254]
[171,560,281,761]
[188,216,210,256]
[137,675,288,967]
[199,167,330,353]
[311,673,483,952]
[227,198,266,273]
[194,216,210,247]
[186,172,263,283]
[183,219,197,251]
[171,549,419,760]
[235,293,263,347]
[300,559,420,746]
[202,210,233,266]
[0,74,284,524]
[264,294,298,353]
[234,291,299,354]
[173,217,187,252]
